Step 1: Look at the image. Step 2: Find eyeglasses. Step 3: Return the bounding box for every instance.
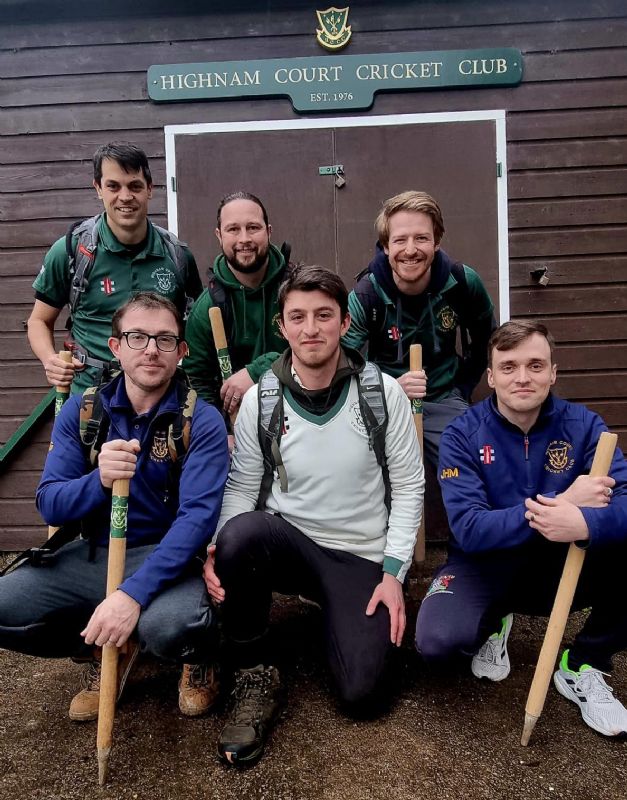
[120,331,181,352]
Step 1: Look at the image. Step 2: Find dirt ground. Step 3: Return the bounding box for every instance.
[1,546,626,800]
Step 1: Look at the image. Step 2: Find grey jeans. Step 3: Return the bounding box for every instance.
[422,390,469,469]
[0,539,215,663]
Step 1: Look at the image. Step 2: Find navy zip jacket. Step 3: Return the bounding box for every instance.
[36,373,229,608]
[438,393,627,554]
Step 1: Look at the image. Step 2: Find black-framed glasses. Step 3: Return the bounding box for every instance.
[120,331,181,352]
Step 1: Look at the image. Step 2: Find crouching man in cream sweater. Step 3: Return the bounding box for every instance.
[203,264,424,767]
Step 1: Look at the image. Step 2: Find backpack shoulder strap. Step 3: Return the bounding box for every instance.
[354,270,387,338]
[206,268,232,338]
[67,215,102,319]
[167,372,198,463]
[448,261,471,361]
[79,384,109,467]
[256,370,287,509]
[357,362,391,512]
[152,224,188,276]
[153,225,195,318]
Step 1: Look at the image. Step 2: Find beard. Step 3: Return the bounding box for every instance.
[227,244,269,274]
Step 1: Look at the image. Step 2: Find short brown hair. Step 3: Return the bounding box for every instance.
[375,190,445,247]
[278,264,348,320]
[111,292,184,339]
[488,320,556,367]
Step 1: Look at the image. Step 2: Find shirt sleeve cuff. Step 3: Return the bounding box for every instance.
[383,556,405,580]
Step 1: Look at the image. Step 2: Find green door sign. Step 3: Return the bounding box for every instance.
[148,48,523,113]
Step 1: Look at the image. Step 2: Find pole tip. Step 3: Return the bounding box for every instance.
[521,712,538,746]
[98,748,110,787]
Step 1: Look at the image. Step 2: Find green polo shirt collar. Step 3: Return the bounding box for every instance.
[99,214,164,260]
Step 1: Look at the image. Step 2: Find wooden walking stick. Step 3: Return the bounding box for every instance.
[48,350,74,539]
[97,477,130,786]
[410,344,426,563]
[209,306,237,425]
[520,431,617,746]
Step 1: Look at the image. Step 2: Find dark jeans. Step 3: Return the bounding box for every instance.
[0,540,215,663]
[415,536,627,672]
[215,511,392,704]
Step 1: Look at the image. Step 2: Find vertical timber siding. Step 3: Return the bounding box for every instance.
[1,0,626,548]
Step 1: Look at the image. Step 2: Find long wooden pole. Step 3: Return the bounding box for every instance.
[520,431,617,746]
[409,344,426,563]
[97,478,130,786]
[48,350,74,539]
[208,306,237,425]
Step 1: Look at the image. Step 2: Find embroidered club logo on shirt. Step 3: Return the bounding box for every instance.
[437,305,458,331]
[387,325,400,341]
[479,445,495,464]
[545,440,575,473]
[151,267,176,293]
[349,400,368,437]
[100,277,116,295]
[150,430,170,463]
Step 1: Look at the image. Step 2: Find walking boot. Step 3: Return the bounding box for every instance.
[69,641,139,722]
[218,665,284,766]
[178,663,219,717]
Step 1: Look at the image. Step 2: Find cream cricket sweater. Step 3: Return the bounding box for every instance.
[217,371,424,582]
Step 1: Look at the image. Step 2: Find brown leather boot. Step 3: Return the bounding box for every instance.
[69,641,140,722]
[178,663,219,717]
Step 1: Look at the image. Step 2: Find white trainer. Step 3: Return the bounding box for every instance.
[471,613,513,682]
[554,651,627,737]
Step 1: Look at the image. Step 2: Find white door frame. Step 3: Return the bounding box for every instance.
[165,110,510,321]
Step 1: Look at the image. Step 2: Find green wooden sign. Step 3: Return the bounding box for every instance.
[148,48,523,113]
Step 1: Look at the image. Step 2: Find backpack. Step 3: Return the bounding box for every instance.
[1,371,197,576]
[206,241,293,337]
[354,260,472,364]
[65,214,192,323]
[254,362,391,512]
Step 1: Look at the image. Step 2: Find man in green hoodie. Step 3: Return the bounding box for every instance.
[183,192,288,418]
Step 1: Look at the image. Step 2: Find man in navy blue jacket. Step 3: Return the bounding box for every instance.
[0,292,229,721]
[415,320,627,737]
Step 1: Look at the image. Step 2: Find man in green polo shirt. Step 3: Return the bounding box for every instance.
[27,142,202,393]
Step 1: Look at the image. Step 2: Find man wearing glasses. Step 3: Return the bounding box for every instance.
[0,292,229,722]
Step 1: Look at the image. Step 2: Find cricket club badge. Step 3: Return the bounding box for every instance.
[150,430,170,463]
[315,6,352,51]
[151,267,175,293]
[349,400,368,437]
[544,440,575,474]
[437,305,458,332]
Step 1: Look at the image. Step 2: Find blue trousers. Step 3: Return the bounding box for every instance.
[0,539,215,663]
[415,536,627,672]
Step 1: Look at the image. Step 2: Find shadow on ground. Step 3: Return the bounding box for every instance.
[0,547,625,800]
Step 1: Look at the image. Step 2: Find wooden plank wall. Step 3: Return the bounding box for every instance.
[1,0,626,548]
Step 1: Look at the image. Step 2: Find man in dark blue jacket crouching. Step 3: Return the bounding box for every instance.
[0,292,228,721]
[416,320,627,738]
